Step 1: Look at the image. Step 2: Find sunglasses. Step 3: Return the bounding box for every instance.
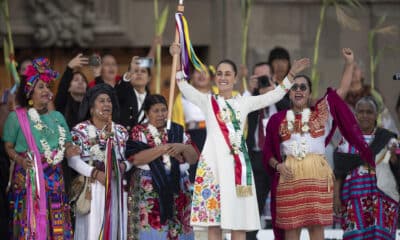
[291,83,308,92]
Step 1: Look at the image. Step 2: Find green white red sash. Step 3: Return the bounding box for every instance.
[211,95,253,197]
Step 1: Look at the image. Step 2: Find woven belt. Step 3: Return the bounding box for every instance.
[186,120,206,130]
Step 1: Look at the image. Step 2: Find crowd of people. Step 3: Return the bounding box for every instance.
[0,40,399,240]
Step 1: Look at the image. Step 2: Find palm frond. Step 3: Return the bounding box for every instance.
[375,25,398,35]
[156,5,169,36]
[342,0,362,9]
[335,5,360,30]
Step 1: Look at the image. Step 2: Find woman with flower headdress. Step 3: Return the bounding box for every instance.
[68,83,132,240]
[263,48,373,240]
[3,57,74,239]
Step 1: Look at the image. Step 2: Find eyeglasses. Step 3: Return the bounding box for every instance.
[291,83,308,92]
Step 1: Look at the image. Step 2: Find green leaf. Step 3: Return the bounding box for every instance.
[376,14,387,29]
[342,0,361,9]
[156,5,169,36]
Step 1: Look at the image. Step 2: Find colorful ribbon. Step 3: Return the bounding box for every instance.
[175,13,208,79]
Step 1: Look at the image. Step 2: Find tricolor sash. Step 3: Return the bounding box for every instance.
[211,96,252,197]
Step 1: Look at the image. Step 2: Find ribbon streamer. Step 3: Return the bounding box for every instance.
[175,13,208,78]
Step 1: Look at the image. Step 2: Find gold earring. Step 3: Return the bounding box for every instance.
[28,99,33,106]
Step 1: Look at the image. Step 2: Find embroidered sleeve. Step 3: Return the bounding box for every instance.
[130,125,148,144]
[309,98,329,138]
[71,123,91,158]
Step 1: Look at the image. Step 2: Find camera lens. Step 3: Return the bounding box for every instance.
[393,73,400,80]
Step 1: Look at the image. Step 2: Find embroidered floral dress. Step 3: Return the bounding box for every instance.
[127,123,193,240]
[335,128,399,240]
[3,110,73,239]
[71,120,129,240]
[177,77,292,230]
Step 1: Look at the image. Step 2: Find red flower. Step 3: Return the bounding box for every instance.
[195,177,204,184]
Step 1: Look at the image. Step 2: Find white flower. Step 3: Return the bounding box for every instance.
[290,139,309,160]
[286,110,295,131]
[148,124,170,169]
[286,108,311,133]
[90,144,105,161]
[28,108,44,130]
[32,108,67,165]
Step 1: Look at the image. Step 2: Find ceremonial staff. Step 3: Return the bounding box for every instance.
[167,0,208,130]
[167,0,184,130]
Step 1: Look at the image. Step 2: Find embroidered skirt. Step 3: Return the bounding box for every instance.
[340,166,399,240]
[9,155,73,239]
[275,154,334,229]
[127,168,194,240]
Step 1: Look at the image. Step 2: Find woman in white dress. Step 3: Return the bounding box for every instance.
[170,44,310,240]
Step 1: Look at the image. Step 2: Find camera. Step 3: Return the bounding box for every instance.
[88,54,101,67]
[393,73,400,80]
[257,75,271,88]
[138,58,153,68]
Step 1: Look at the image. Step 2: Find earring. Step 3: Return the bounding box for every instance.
[28,99,33,107]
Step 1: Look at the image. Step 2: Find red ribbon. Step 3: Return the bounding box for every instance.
[211,96,242,186]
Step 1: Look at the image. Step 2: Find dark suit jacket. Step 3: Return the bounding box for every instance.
[115,80,146,131]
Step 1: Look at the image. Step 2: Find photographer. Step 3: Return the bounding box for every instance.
[116,56,153,130]
[246,74,276,240]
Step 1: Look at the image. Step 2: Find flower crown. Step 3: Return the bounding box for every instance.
[23,57,59,98]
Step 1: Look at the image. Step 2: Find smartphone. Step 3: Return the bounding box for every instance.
[138,58,153,68]
[88,54,101,66]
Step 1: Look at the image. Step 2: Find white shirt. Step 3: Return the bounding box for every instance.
[134,88,147,123]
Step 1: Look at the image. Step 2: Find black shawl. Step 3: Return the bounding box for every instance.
[125,123,183,224]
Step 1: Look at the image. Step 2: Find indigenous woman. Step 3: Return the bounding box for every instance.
[68,83,132,240]
[263,48,373,240]
[170,43,310,240]
[125,94,198,240]
[3,57,73,239]
[334,96,400,240]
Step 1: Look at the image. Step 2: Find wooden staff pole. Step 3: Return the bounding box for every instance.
[167,2,184,130]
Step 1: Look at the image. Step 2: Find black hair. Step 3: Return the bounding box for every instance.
[72,71,89,85]
[293,74,312,93]
[216,59,237,76]
[78,83,120,122]
[268,47,291,74]
[16,76,29,107]
[252,62,270,75]
[143,94,167,113]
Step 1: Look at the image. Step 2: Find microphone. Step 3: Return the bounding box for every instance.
[96,109,104,116]
[393,73,400,80]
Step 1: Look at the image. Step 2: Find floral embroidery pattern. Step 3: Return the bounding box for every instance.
[279,99,329,141]
[191,157,221,224]
[129,124,193,240]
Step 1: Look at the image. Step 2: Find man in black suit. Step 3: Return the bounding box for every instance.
[246,73,277,240]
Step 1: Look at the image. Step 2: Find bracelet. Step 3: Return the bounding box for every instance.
[273,162,280,170]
